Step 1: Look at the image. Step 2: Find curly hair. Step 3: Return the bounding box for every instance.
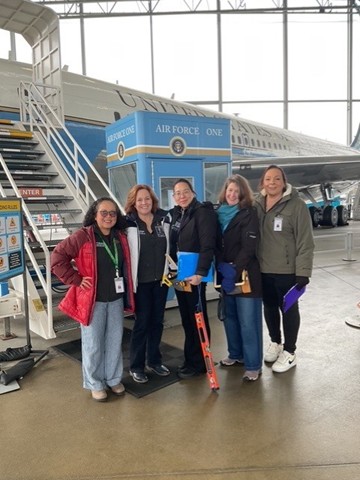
[124,184,159,214]
[83,197,127,230]
[218,174,254,208]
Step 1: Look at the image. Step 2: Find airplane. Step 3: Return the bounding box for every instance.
[1,56,360,228]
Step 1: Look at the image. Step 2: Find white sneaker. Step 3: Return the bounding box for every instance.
[264,342,283,363]
[272,350,297,373]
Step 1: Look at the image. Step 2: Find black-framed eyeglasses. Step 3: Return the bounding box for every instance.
[98,210,117,218]
[173,189,192,198]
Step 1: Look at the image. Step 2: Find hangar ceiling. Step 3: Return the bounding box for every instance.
[31,1,360,18]
[22,1,360,144]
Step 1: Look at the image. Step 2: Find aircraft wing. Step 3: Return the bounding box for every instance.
[232,154,360,189]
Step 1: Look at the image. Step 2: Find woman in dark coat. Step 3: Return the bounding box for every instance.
[169,179,217,378]
[216,174,263,381]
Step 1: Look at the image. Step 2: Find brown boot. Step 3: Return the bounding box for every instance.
[110,383,125,396]
[91,389,107,402]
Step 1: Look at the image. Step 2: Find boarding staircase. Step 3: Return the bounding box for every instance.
[0,82,118,339]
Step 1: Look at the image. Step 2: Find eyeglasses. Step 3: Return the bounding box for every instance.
[173,189,192,198]
[98,210,117,218]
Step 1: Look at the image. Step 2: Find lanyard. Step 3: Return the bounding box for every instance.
[101,237,119,277]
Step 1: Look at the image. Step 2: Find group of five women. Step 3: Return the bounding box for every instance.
[50,165,314,401]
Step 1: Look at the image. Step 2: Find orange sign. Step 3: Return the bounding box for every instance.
[19,188,44,197]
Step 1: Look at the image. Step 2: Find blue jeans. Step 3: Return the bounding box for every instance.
[223,295,263,371]
[81,298,124,390]
[130,281,168,372]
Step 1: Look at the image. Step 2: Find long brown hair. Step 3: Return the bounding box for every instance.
[125,184,159,214]
[218,174,254,208]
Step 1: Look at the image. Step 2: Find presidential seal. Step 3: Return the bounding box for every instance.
[117,141,125,160]
[170,137,186,156]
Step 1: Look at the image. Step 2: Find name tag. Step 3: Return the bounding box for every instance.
[274,216,283,231]
[155,225,165,237]
[114,277,124,293]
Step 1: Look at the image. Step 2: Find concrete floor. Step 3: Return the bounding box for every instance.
[1,223,360,480]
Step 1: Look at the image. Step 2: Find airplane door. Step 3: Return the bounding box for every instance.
[152,160,203,210]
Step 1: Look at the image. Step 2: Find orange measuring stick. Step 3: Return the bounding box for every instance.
[195,310,220,391]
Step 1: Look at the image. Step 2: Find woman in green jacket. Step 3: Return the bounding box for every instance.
[254,165,314,373]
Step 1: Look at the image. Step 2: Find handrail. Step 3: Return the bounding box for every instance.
[18,81,123,212]
[0,152,53,327]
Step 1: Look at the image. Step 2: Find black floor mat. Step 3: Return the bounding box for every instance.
[52,327,183,398]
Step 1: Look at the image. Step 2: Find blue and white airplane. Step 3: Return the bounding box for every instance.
[0,57,360,227]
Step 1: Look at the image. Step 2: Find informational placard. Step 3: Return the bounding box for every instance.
[0,198,25,282]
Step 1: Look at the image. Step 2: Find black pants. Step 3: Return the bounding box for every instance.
[261,273,300,354]
[130,281,168,372]
[175,283,210,372]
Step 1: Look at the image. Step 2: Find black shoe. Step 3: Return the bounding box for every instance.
[147,364,170,376]
[177,367,201,379]
[129,370,148,383]
[177,364,187,373]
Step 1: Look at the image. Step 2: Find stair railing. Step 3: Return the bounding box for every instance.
[13,82,123,338]
[0,152,54,336]
[18,81,121,211]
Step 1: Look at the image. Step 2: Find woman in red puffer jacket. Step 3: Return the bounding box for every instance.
[51,197,134,402]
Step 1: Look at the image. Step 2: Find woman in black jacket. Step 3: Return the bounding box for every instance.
[216,174,263,381]
[169,179,217,378]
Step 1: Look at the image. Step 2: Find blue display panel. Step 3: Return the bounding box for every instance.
[0,198,25,282]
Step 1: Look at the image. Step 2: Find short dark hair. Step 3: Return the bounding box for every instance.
[83,197,127,230]
[172,178,195,193]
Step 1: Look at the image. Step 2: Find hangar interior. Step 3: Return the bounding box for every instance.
[1,2,360,480]
[1,0,360,145]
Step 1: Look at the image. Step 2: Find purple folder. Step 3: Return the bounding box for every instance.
[283,285,306,313]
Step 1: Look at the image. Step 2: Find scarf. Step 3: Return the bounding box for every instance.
[217,204,239,232]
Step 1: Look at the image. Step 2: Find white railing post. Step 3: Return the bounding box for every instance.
[343,232,356,262]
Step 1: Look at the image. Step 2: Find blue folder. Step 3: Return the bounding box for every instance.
[283,285,306,313]
[177,252,214,282]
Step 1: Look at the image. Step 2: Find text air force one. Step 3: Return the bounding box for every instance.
[1,57,360,227]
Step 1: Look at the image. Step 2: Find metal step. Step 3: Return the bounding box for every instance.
[0,150,45,159]
[0,137,39,147]
[26,239,66,251]
[0,119,15,126]
[24,222,81,231]
[0,171,58,180]
[23,195,74,203]
[2,182,66,189]
[0,129,34,140]
[30,208,83,215]
[53,316,80,333]
[0,158,52,169]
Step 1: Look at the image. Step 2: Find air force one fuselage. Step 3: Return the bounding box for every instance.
[0,57,359,226]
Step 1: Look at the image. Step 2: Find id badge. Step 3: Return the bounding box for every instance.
[114,277,124,293]
[274,216,283,232]
[155,225,165,237]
